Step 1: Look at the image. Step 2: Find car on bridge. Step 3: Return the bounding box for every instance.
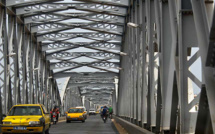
[66,107,86,123]
[76,106,87,119]
[89,108,96,115]
[1,104,51,134]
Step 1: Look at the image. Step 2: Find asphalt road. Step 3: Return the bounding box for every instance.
[49,115,119,134]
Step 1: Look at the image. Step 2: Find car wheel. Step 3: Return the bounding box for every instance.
[82,120,85,123]
[41,125,46,134]
[66,120,70,123]
[45,128,49,134]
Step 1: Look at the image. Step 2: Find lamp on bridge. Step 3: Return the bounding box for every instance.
[32,68,39,71]
[119,52,128,56]
[7,53,16,57]
[127,22,139,28]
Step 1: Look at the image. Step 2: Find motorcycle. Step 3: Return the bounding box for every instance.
[102,114,108,123]
[52,112,57,124]
[109,113,112,119]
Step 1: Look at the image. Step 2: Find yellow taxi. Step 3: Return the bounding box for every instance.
[1,104,51,134]
[65,107,86,123]
[75,106,87,119]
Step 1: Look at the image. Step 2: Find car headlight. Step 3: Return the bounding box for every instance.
[67,116,70,118]
[29,121,40,125]
[79,115,83,118]
[3,122,11,125]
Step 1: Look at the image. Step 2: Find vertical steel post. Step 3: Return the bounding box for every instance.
[146,0,156,130]
[140,0,147,128]
[191,0,215,132]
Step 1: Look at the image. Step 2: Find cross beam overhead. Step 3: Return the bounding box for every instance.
[1,0,215,134]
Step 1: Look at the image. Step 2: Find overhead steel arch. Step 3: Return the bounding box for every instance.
[3,0,215,134]
[0,0,127,119]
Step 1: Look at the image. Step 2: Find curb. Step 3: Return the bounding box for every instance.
[113,116,154,134]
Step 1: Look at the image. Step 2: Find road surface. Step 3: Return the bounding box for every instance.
[49,115,119,134]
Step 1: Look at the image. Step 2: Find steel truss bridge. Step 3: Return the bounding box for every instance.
[0,0,215,133]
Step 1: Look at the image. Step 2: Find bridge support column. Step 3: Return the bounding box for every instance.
[191,0,215,132]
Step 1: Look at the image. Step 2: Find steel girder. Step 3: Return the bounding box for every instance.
[24,13,125,25]
[68,83,114,88]
[0,1,62,115]
[74,0,129,7]
[6,0,59,6]
[191,0,215,133]
[31,22,124,35]
[54,72,118,79]
[37,32,122,42]
[70,79,115,84]
[41,42,121,52]
[118,0,215,134]
[15,3,127,16]
[206,1,215,67]
[50,61,120,70]
[46,52,120,60]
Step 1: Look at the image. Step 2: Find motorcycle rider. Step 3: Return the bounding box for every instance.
[101,106,109,123]
[108,106,113,119]
[50,106,59,122]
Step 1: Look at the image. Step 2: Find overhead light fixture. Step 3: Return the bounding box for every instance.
[7,53,16,57]
[33,68,39,71]
[127,22,139,28]
[120,52,128,56]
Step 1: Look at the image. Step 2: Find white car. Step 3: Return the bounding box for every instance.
[89,109,96,115]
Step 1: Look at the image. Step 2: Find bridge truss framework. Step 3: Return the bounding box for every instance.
[0,0,215,134]
[118,0,215,133]
[0,0,126,122]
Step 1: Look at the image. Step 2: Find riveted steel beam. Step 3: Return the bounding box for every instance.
[68,83,114,87]
[191,0,215,132]
[50,61,120,70]
[16,3,127,16]
[41,41,121,51]
[53,63,119,74]
[24,13,125,24]
[37,32,122,42]
[69,81,115,84]
[206,2,215,67]
[46,52,120,60]
[54,72,118,79]
[71,79,115,84]
[84,93,112,97]
[6,0,55,6]
[31,22,123,34]
[74,0,129,7]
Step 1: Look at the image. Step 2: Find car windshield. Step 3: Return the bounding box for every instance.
[8,106,42,116]
[68,109,83,113]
